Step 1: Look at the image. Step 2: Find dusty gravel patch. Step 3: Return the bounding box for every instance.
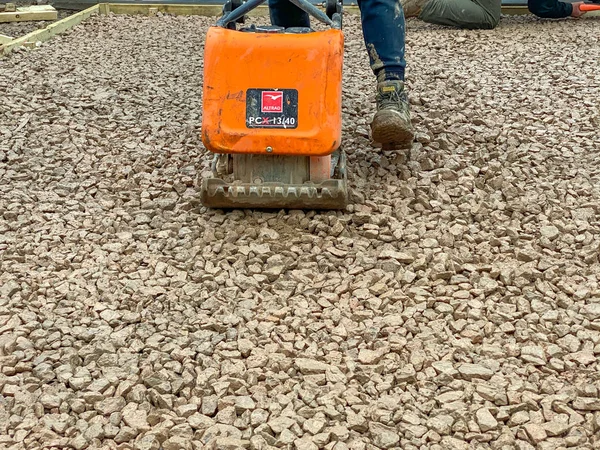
[1,11,600,450]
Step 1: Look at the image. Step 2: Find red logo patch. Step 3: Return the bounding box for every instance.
[261,91,283,113]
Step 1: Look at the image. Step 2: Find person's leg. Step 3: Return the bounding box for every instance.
[418,0,500,29]
[268,0,310,28]
[357,0,406,82]
[357,0,414,148]
[472,0,501,27]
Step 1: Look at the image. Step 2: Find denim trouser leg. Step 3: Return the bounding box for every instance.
[357,0,406,81]
[268,0,406,82]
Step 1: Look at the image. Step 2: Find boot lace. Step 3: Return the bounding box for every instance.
[377,86,407,111]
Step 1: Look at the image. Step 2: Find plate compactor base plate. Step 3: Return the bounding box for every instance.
[200,150,348,210]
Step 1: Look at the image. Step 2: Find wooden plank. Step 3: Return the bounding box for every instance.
[502,6,529,15]
[101,3,363,16]
[103,3,242,16]
[98,2,110,14]
[0,33,13,44]
[100,3,530,17]
[0,4,99,56]
[0,5,58,23]
[101,2,354,16]
[59,0,348,13]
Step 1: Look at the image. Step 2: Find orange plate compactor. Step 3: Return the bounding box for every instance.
[200,0,347,209]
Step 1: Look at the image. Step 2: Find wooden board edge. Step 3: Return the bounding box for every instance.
[0,4,100,56]
[102,3,260,16]
[0,10,58,23]
[0,33,14,44]
[501,6,529,15]
[99,3,530,17]
[98,3,361,16]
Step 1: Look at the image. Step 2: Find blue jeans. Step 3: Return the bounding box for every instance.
[268,0,406,81]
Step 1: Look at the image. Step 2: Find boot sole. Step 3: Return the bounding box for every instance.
[371,110,414,150]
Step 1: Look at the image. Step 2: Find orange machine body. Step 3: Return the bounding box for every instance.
[201,27,344,157]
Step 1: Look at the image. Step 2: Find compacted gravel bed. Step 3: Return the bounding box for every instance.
[1,12,600,450]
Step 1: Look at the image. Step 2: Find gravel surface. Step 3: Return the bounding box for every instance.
[2,11,600,450]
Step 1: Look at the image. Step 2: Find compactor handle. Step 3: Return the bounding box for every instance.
[217,0,342,29]
[217,0,264,27]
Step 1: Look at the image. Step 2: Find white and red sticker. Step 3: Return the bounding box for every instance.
[261,91,283,113]
[246,89,298,129]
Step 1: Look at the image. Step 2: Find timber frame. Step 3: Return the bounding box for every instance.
[1,2,593,57]
[0,5,58,23]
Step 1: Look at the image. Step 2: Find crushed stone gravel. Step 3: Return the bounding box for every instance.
[1,11,600,450]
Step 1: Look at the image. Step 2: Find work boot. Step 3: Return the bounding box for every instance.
[370,80,414,150]
[402,0,428,17]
